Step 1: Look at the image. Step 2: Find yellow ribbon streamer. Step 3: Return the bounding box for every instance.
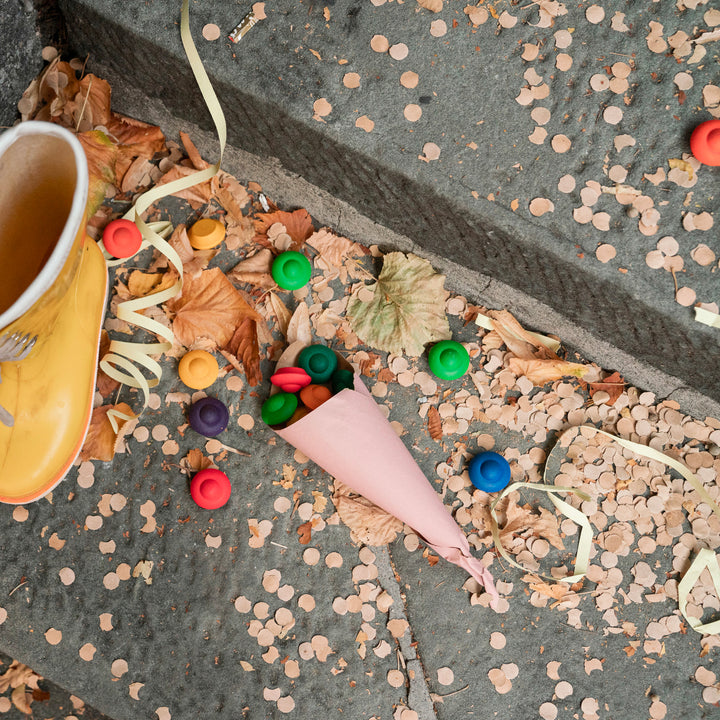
[678,547,720,635]
[100,0,227,431]
[695,306,720,329]
[490,480,592,583]
[490,425,720,631]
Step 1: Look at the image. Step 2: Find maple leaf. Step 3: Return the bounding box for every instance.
[220,316,263,386]
[80,402,135,462]
[165,267,261,349]
[156,163,213,208]
[332,480,404,546]
[253,208,315,249]
[347,252,451,356]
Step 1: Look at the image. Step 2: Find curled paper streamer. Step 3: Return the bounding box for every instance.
[491,424,720,630]
[695,306,720,329]
[490,480,592,583]
[678,548,720,635]
[274,344,499,606]
[100,0,227,430]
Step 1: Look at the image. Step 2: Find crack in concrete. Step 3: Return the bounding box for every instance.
[374,546,438,720]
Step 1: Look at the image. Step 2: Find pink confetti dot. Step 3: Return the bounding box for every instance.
[202,23,221,41]
[404,104,422,122]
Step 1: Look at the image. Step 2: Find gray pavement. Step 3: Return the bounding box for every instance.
[1,1,720,719]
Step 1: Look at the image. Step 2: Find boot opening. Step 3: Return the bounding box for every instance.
[0,134,77,315]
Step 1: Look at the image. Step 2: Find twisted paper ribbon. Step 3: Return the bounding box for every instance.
[490,425,720,632]
[99,0,227,431]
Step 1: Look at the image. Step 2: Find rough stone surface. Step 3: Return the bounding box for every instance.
[2,3,720,720]
[0,1,44,127]
[56,0,720,403]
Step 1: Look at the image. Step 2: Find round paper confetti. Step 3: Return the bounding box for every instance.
[202,24,221,41]
[675,287,696,306]
[558,175,576,193]
[387,669,405,687]
[371,35,390,53]
[356,115,375,132]
[603,106,623,125]
[404,104,422,122]
[430,20,447,37]
[343,72,361,89]
[586,5,605,23]
[437,667,454,685]
[529,198,555,217]
[313,98,332,118]
[551,134,571,153]
[400,71,419,89]
[389,43,409,60]
[490,631,507,649]
[45,628,62,645]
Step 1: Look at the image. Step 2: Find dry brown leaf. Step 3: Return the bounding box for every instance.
[80,402,135,462]
[166,267,261,349]
[11,685,32,715]
[179,130,209,171]
[525,574,573,600]
[106,114,166,185]
[585,370,626,405]
[213,171,251,223]
[297,521,313,544]
[77,130,118,214]
[253,208,315,250]
[268,293,293,337]
[507,357,590,384]
[119,156,155,194]
[286,302,313,346]
[332,480,404,546]
[228,248,276,289]
[155,163,213,208]
[427,406,442,440]
[534,507,565,551]
[181,448,215,473]
[306,227,367,271]
[127,270,177,298]
[221,316,263,386]
[487,309,555,360]
[96,330,121,398]
[62,73,112,130]
[0,662,37,694]
[224,216,256,252]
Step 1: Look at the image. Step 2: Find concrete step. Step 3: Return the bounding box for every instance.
[53,0,720,411]
[4,0,720,410]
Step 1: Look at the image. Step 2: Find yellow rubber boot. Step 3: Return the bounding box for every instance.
[0,122,108,503]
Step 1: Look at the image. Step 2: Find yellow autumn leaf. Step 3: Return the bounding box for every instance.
[347,252,451,356]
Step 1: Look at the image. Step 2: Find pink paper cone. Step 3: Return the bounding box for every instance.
[274,345,497,605]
